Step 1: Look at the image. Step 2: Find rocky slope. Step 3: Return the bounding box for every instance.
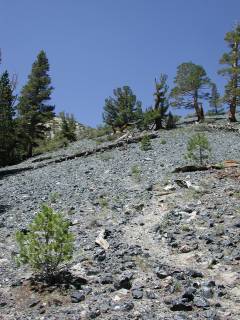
[0,123,240,319]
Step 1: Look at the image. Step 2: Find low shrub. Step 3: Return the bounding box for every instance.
[131,165,141,182]
[33,135,69,156]
[140,135,152,151]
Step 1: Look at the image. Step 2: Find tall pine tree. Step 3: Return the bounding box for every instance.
[103,86,142,132]
[0,71,16,166]
[17,50,54,157]
[218,23,240,122]
[170,62,211,122]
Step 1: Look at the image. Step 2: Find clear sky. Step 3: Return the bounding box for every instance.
[0,0,239,126]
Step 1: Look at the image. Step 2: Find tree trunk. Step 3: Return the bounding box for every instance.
[155,117,163,130]
[199,147,203,165]
[199,104,205,122]
[229,40,239,122]
[27,144,33,158]
[193,92,204,122]
[228,103,237,122]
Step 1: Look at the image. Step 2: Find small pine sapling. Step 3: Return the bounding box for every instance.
[16,204,74,283]
[131,165,141,182]
[140,135,152,151]
[185,133,211,165]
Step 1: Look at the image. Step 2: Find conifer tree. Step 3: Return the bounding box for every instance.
[16,204,74,282]
[17,50,54,157]
[143,74,169,130]
[0,71,16,166]
[170,62,211,121]
[185,133,211,165]
[153,74,169,129]
[103,86,142,132]
[218,23,240,122]
[209,82,223,115]
[59,112,77,142]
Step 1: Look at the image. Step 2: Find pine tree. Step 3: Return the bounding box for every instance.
[170,62,211,122]
[143,74,169,130]
[17,50,54,157]
[16,204,74,282]
[185,133,211,165]
[208,82,224,115]
[103,86,142,132]
[0,71,16,166]
[153,74,169,129]
[218,23,240,122]
[59,112,77,142]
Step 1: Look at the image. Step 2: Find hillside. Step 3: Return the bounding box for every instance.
[0,123,240,319]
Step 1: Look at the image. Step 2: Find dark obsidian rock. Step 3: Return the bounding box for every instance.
[182,287,196,301]
[170,298,193,311]
[114,271,133,290]
[188,270,203,278]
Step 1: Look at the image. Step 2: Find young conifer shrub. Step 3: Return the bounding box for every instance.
[185,132,211,165]
[131,164,141,182]
[16,204,74,282]
[140,135,152,151]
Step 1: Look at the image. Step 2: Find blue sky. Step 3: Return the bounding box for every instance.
[0,0,239,126]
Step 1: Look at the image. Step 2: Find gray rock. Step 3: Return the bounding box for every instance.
[194,297,210,308]
[155,267,169,279]
[182,287,196,301]
[132,289,143,299]
[71,291,85,303]
[114,271,133,290]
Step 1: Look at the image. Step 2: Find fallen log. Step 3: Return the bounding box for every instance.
[173,160,239,173]
[173,165,209,173]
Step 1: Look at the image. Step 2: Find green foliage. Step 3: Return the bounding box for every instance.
[173,280,182,293]
[152,74,169,129]
[141,108,159,129]
[49,192,60,204]
[185,133,211,165]
[98,196,109,209]
[214,162,225,169]
[208,82,224,115]
[166,112,178,129]
[33,134,69,156]
[17,50,55,158]
[170,62,211,121]
[16,205,74,281]
[83,125,112,140]
[218,23,240,121]
[131,164,141,182]
[103,86,143,132]
[0,71,17,166]
[140,134,152,151]
[141,74,170,130]
[59,112,77,142]
[160,139,167,145]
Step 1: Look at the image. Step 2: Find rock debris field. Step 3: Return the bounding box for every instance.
[0,124,240,320]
